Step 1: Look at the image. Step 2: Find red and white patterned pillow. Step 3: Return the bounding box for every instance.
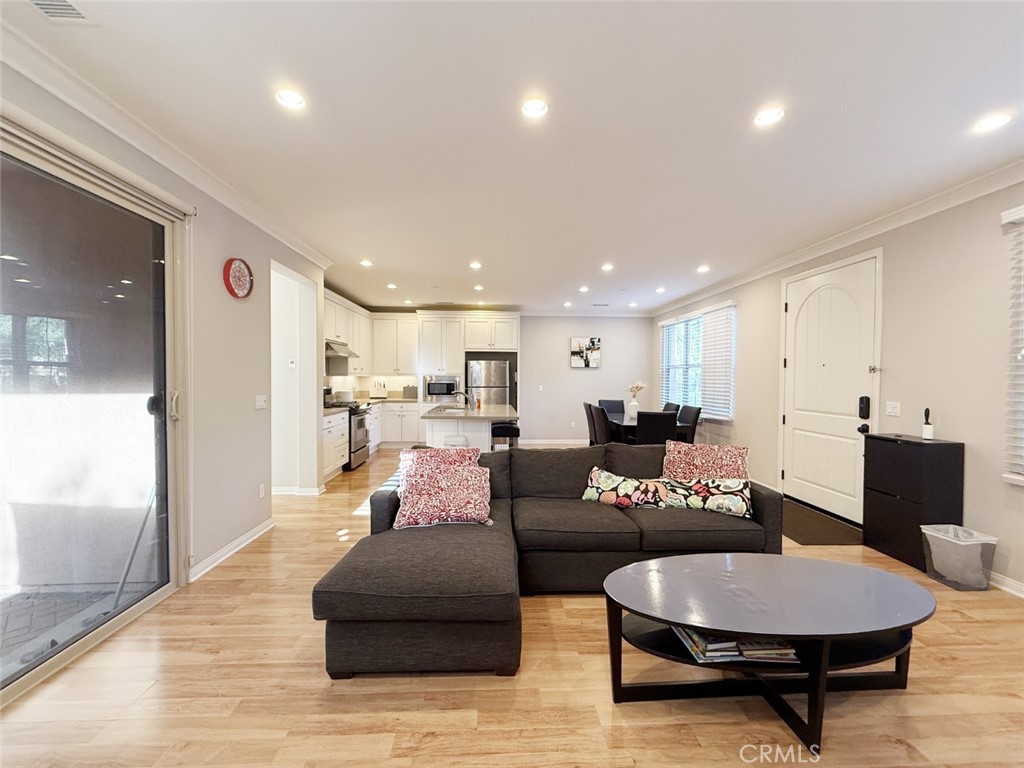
[663,441,749,482]
[398,447,481,496]
[394,464,493,529]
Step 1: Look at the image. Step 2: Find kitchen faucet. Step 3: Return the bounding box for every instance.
[452,391,470,405]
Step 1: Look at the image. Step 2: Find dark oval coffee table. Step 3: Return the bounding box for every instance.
[604,553,936,752]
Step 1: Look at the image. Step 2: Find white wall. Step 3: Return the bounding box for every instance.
[653,182,1024,584]
[519,316,654,442]
[270,270,300,489]
[2,65,327,572]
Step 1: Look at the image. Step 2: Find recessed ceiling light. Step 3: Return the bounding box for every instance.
[13,277,31,284]
[469,261,482,270]
[474,285,484,291]
[120,279,133,284]
[601,263,614,272]
[0,254,18,261]
[628,302,638,308]
[403,299,413,305]
[101,300,109,304]
[114,293,125,298]
[754,106,785,126]
[697,265,710,274]
[16,262,28,267]
[579,286,589,293]
[359,259,373,267]
[106,285,114,289]
[477,301,485,306]
[563,301,572,308]
[973,112,1012,133]
[275,89,306,110]
[386,283,397,290]
[521,98,549,118]
[655,286,666,294]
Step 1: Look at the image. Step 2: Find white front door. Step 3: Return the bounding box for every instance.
[782,255,880,523]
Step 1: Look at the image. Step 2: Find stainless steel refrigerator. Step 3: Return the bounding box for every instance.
[466,359,511,407]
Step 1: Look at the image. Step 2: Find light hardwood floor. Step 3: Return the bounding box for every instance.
[2,448,1022,767]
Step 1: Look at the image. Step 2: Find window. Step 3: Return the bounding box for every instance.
[0,313,70,392]
[659,302,736,421]
[1006,206,1024,484]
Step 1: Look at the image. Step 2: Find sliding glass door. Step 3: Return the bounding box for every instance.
[0,152,170,689]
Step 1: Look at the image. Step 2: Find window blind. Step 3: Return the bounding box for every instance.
[659,303,736,420]
[1007,209,1024,481]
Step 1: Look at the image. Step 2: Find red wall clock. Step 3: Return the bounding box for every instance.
[223,258,254,298]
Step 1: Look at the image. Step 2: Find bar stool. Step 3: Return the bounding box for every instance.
[490,421,520,451]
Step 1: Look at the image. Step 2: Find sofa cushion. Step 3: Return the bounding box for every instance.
[312,500,519,622]
[509,446,606,498]
[622,506,765,552]
[513,498,640,551]
[395,465,492,529]
[479,451,512,499]
[604,443,666,479]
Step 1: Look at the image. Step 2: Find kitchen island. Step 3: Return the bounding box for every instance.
[421,404,519,451]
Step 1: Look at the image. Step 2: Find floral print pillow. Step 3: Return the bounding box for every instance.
[582,467,752,518]
[398,447,481,496]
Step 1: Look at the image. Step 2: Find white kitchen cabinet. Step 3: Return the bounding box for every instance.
[382,403,418,442]
[424,418,492,451]
[464,316,518,351]
[324,299,350,344]
[373,317,418,374]
[419,317,464,375]
[322,411,350,476]
[418,403,434,443]
[367,404,382,453]
[348,313,373,374]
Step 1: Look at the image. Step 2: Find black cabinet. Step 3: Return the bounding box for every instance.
[863,433,964,571]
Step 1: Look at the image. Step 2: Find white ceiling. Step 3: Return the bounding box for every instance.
[3,1,1022,315]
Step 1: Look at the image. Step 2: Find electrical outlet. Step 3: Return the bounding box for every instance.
[538,384,543,392]
[571,421,576,429]
[259,483,266,499]
[885,401,901,416]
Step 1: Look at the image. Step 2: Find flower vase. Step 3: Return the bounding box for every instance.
[626,398,640,419]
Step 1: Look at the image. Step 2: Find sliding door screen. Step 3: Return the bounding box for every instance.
[0,153,169,688]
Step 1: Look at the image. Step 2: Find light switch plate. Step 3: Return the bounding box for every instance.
[885,401,901,416]
[255,394,268,409]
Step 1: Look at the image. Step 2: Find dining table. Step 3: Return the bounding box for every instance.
[604,411,696,443]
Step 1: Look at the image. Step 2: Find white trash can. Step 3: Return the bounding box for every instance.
[920,524,998,590]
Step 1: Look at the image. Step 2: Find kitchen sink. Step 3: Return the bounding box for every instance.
[431,406,469,414]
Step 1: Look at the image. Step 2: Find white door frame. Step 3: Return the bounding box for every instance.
[775,248,884,500]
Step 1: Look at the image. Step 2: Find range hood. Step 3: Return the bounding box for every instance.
[325,341,359,358]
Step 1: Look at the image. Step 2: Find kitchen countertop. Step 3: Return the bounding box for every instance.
[422,404,520,421]
[368,398,419,404]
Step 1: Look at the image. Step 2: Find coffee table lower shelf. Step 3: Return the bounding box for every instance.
[608,608,914,752]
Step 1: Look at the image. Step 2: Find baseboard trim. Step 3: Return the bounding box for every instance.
[188,519,274,583]
[519,439,590,446]
[294,487,321,496]
[272,486,296,496]
[989,572,1024,598]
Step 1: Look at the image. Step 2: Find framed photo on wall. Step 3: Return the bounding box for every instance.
[570,337,601,368]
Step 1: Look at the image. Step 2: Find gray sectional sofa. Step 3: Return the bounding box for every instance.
[312,444,782,679]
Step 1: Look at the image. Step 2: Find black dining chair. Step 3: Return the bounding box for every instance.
[662,402,681,418]
[676,405,701,444]
[583,402,598,446]
[598,399,625,414]
[591,404,617,445]
[631,411,679,445]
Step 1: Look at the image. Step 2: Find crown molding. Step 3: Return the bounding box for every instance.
[1,19,334,271]
[653,159,1024,318]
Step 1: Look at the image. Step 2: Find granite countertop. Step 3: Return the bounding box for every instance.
[422,404,520,421]
[368,398,419,404]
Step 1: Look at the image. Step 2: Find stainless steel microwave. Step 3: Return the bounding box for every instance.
[422,375,461,401]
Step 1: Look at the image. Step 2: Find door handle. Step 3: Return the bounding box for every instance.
[147,393,163,416]
[169,391,181,422]
[857,423,870,434]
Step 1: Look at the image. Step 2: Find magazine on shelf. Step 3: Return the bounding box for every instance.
[671,626,744,663]
[671,626,799,664]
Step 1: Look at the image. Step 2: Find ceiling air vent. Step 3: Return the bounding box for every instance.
[30,0,85,20]
[591,303,610,307]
